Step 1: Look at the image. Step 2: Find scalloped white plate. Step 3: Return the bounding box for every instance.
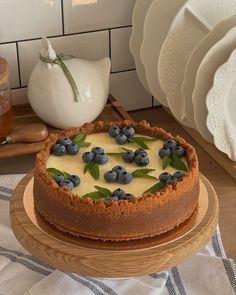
[206,48,236,161]
[182,13,236,129]
[129,0,153,93]
[140,0,187,107]
[158,0,236,127]
[192,26,236,143]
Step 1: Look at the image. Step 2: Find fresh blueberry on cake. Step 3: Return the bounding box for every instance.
[115,134,128,145]
[52,144,66,156]
[66,144,80,155]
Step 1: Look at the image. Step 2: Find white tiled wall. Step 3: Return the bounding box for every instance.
[0,0,153,110]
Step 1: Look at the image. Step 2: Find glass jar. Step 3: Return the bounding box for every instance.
[0,57,13,139]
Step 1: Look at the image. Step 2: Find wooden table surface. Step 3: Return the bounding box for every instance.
[0,105,235,261]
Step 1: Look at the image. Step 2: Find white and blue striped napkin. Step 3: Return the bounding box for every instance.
[0,174,235,295]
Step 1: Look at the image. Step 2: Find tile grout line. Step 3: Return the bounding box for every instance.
[60,0,65,35]
[15,42,22,88]
[0,25,132,46]
[108,29,112,60]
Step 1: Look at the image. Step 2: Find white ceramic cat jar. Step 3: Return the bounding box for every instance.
[28,37,111,129]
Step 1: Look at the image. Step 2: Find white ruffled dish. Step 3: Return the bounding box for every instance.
[192,26,236,143]
[129,0,153,94]
[206,48,236,161]
[158,0,236,127]
[140,0,187,107]
[182,13,236,129]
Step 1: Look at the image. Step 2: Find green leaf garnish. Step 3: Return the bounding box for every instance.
[94,186,112,197]
[46,168,70,178]
[128,137,149,149]
[132,168,156,175]
[144,182,166,194]
[73,133,86,144]
[170,154,188,172]
[162,155,172,170]
[89,162,100,180]
[82,191,104,200]
[132,168,157,180]
[84,161,95,174]
[132,136,157,142]
[77,141,91,148]
[120,147,133,152]
[47,168,63,177]
[63,171,71,178]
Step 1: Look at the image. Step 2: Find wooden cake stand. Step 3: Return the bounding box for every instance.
[10,171,218,278]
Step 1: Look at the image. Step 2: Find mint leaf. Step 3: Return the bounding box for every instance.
[78,141,91,148]
[63,171,71,178]
[94,186,112,197]
[120,147,133,152]
[144,182,166,194]
[46,168,63,177]
[132,136,157,142]
[89,162,100,180]
[128,137,149,149]
[162,155,172,170]
[132,169,156,175]
[132,168,157,180]
[82,191,104,200]
[73,133,86,145]
[170,154,188,172]
[84,161,94,174]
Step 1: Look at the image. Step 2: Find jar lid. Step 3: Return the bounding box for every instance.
[0,57,9,85]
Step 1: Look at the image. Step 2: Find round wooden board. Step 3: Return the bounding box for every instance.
[10,171,219,278]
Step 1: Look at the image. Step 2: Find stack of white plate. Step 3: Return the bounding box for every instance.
[129,0,236,161]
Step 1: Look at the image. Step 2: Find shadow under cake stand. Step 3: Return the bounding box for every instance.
[10,171,218,278]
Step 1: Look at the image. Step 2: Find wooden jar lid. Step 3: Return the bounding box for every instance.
[0,57,9,85]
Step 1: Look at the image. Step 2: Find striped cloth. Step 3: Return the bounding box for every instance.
[0,174,235,295]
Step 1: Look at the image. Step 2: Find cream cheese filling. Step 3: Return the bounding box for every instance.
[46,133,185,197]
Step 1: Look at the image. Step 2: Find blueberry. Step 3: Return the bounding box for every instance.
[109,125,121,137]
[66,143,80,155]
[59,179,74,190]
[94,152,108,165]
[112,165,126,175]
[166,178,177,185]
[68,175,81,186]
[53,175,65,184]
[135,148,147,156]
[135,154,149,166]
[91,147,104,155]
[159,172,172,183]
[158,147,171,159]
[115,134,128,145]
[122,126,135,138]
[105,195,119,201]
[112,188,126,199]
[118,171,133,184]
[104,170,118,183]
[82,151,95,163]
[122,151,135,163]
[58,137,72,146]
[173,171,185,180]
[121,193,135,200]
[172,146,185,158]
[163,139,177,150]
[52,144,66,156]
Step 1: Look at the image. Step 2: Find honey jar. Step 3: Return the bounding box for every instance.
[0,57,13,139]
